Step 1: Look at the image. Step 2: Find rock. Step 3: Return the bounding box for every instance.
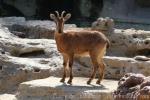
[0,25,60,91]
[91,18,150,57]
[78,56,150,79]
[17,77,118,100]
[0,94,17,100]
[118,73,145,88]
[91,17,114,34]
[101,0,150,25]
[114,73,150,100]
[2,17,150,58]
[0,17,77,39]
[11,31,26,38]
[140,77,150,89]
[106,29,150,57]
[2,0,150,27]
[0,17,26,27]
[134,56,150,61]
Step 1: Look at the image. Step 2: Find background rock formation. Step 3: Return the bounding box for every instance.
[0,16,149,100]
[1,0,150,27]
[0,17,150,93]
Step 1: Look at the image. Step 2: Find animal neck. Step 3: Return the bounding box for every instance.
[55,30,64,34]
[55,25,64,34]
[54,31,62,39]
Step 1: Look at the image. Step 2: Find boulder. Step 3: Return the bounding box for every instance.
[114,73,150,100]
[91,17,114,34]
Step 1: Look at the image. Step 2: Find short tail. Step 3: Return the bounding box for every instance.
[106,39,110,48]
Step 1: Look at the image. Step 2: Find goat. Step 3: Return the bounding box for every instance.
[50,11,110,85]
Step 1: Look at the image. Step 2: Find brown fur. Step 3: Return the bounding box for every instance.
[55,31,109,54]
[50,11,110,85]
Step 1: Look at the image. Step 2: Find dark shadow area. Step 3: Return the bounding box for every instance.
[136,49,150,57]
[10,48,48,58]
[36,0,75,20]
[0,0,104,27]
[90,0,103,19]
[0,0,24,17]
[33,67,41,73]
[19,50,46,58]
[136,0,150,7]
[0,66,3,70]
[56,83,108,92]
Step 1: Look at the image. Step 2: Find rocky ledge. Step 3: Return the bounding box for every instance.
[17,77,118,100]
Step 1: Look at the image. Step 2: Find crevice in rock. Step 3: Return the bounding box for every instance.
[144,41,149,45]
[0,66,3,70]
[11,48,46,58]
[132,34,138,38]
[136,49,150,57]
[19,50,45,58]
[11,31,26,38]
[33,68,41,73]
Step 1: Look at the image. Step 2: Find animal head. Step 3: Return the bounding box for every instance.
[50,11,71,33]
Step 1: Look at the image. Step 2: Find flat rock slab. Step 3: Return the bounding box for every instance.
[0,94,17,100]
[18,77,118,100]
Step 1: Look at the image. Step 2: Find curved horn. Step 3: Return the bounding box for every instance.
[55,11,60,17]
[61,11,66,17]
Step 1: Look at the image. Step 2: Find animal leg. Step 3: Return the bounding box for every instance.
[96,45,106,84]
[67,54,74,85]
[60,54,68,83]
[96,60,106,84]
[87,52,98,84]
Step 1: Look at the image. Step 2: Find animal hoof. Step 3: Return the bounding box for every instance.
[60,78,65,83]
[67,80,72,85]
[96,80,101,85]
[87,80,91,85]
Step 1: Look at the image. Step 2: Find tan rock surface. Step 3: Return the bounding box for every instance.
[0,94,17,100]
[78,56,150,79]
[17,77,118,100]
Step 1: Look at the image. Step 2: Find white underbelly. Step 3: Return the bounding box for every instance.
[75,52,90,57]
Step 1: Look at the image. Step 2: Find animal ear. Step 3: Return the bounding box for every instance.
[64,13,71,21]
[50,14,57,21]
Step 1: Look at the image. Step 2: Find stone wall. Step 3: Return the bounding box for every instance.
[101,0,150,24]
[0,0,103,20]
[1,0,150,25]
